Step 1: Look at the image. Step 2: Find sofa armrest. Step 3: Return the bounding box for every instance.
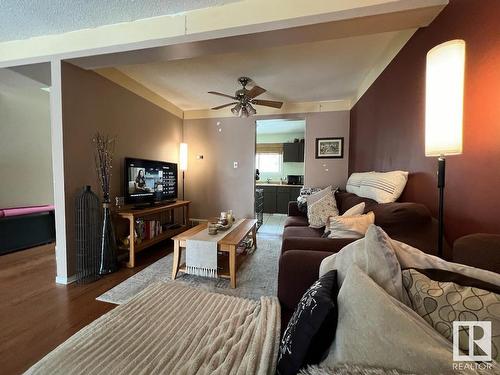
[278,250,333,323]
[281,236,355,254]
[288,201,306,217]
[453,234,500,274]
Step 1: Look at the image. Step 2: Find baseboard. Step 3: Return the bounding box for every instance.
[55,274,77,285]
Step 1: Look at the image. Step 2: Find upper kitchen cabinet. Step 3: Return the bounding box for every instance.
[283,142,304,162]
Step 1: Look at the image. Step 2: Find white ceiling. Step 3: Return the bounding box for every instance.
[117,30,409,110]
[0,0,239,42]
[256,119,305,135]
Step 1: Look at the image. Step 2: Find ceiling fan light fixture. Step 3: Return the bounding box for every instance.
[231,103,242,115]
[247,103,257,115]
[240,106,249,118]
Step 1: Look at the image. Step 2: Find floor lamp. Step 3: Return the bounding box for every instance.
[425,39,465,258]
[179,143,188,200]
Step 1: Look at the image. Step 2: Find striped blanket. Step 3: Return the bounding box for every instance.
[26,282,280,375]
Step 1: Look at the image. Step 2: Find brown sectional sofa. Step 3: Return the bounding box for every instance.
[278,191,447,327]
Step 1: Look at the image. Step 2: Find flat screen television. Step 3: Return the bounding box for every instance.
[125,157,178,205]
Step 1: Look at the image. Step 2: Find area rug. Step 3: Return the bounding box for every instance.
[28,282,280,375]
[97,234,282,304]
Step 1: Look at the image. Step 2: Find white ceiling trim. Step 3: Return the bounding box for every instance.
[0,0,448,68]
[183,100,351,120]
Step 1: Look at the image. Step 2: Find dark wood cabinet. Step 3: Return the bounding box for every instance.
[276,187,290,214]
[261,186,277,214]
[289,187,301,202]
[260,185,302,214]
[283,142,305,162]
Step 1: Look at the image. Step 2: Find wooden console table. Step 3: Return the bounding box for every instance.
[116,200,190,268]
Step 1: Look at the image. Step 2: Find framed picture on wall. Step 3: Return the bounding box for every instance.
[315,137,344,159]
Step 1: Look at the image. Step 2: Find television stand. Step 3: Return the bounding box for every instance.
[131,200,177,210]
[116,200,190,268]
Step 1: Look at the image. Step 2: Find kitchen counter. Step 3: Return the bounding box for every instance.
[256,183,303,188]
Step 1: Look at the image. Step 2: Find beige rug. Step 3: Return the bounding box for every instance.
[97,234,282,304]
[26,282,281,375]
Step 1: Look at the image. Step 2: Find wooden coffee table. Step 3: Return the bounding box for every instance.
[171,219,257,288]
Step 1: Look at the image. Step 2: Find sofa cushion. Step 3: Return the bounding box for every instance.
[321,264,466,374]
[319,225,406,303]
[277,270,339,375]
[284,226,324,238]
[335,191,378,214]
[453,234,500,274]
[284,215,309,228]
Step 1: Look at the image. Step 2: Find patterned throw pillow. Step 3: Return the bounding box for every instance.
[402,268,500,362]
[277,270,338,375]
[308,192,339,228]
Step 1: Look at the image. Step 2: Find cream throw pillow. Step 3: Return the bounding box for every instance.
[321,265,489,374]
[319,225,406,302]
[391,240,500,288]
[342,202,365,216]
[308,192,339,228]
[326,211,375,239]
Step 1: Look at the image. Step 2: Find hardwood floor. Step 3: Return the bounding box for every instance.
[0,242,172,375]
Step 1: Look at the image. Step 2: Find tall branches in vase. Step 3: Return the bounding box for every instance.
[93,132,118,274]
[93,133,115,203]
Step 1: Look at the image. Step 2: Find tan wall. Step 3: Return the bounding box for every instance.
[61,62,183,274]
[304,111,350,188]
[184,111,349,220]
[0,69,53,208]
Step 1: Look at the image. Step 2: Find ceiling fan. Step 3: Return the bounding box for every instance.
[208,77,283,117]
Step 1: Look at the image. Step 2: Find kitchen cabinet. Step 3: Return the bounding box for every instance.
[261,186,277,213]
[276,187,290,214]
[283,142,305,162]
[260,185,303,214]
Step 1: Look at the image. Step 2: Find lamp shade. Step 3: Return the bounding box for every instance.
[425,39,465,157]
[179,143,188,171]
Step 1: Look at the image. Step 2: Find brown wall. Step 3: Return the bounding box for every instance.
[184,111,349,220]
[349,0,500,243]
[62,62,183,274]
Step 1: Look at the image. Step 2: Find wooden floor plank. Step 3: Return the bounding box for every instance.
[0,241,172,375]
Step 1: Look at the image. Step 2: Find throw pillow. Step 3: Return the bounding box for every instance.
[391,240,500,288]
[320,264,488,374]
[358,171,409,203]
[308,192,339,228]
[307,186,335,206]
[319,225,406,302]
[326,211,375,239]
[402,268,500,362]
[346,172,373,196]
[341,202,365,217]
[277,270,339,375]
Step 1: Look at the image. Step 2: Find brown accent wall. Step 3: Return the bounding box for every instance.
[350,0,500,243]
[61,62,183,274]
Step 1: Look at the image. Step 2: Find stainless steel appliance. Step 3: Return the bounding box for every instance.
[287,175,304,185]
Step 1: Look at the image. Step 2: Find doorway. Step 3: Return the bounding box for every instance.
[255,119,305,235]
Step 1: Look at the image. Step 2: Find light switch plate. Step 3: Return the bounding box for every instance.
[233,161,238,168]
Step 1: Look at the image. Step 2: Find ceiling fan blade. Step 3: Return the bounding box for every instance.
[208,91,237,100]
[252,99,283,109]
[247,85,266,99]
[211,102,237,110]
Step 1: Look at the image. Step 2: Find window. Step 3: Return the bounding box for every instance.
[256,153,282,173]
